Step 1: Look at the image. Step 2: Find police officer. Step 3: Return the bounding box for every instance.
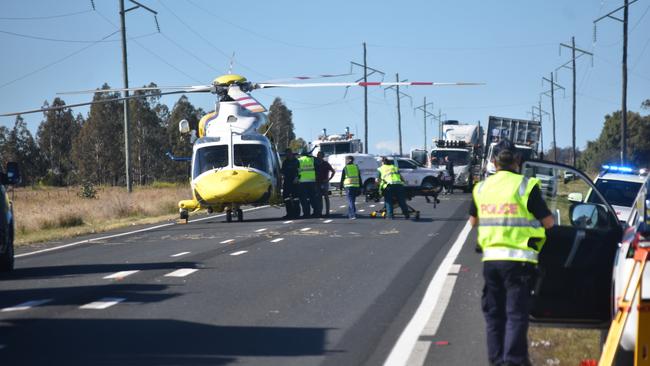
[340,155,361,219]
[469,139,554,366]
[297,149,320,218]
[377,157,410,219]
[281,148,300,219]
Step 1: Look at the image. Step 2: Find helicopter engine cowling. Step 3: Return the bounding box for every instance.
[203,102,267,137]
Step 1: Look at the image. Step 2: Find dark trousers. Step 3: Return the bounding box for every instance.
[282,182,300,218]
[345,187,359,218]
[482,260,535,366]
[384,184,409,218]
[317,182,330,216]
[298,182,320,217]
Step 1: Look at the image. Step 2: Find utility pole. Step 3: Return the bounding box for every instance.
[431,109,447,140]
[363,42,368,154]
[348,53,385,154]
[118,0,159,192]
[542,72,565,162]
[384,73,412,156]
[415,98,435,151]
[558,37,592,167]
[532,101,549,159]
[594,0,638,164]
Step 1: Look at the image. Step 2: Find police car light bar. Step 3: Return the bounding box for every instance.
[602,165,634,173]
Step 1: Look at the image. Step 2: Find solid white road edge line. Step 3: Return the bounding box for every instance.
[383,221,472,366]
[16,206,271,258]
[2,299,53,312]
[103,270,140,280]
[230,250,248,256]
[164,268,198,277]
[171,251,191,257]
[80,297,125,310]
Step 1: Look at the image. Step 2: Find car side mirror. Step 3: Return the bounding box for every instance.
[568,192,583,203]
[4,162,20,185]
[570,203,606,229]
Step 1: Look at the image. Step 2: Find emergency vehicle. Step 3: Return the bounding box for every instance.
[310,128,362,158]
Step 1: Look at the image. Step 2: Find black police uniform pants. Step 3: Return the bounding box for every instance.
[298,182,320,217]
[482,260,535,366]
[282,182,300,218]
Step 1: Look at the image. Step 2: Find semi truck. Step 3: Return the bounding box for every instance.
[482,116,541,178]
[430,120,483,192]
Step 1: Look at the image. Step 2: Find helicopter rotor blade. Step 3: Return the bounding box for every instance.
[57,85,213,95]
[254,81,485,89]
[227,85,266,113]
[0,90,198,117]
[259,72,353,84]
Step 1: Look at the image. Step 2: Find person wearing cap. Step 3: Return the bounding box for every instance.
[377,157,410,219]
[340,155,362,219]
[315,151,335,217]
[281,148,301,219]
[469,139,554,366]
[297,148,320,218]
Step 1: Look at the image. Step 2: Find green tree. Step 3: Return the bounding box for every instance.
[288,137,307,152]
[259,98,294,152]
[36,98,79,185]
[130,83,167,185]
[1,116,44,185]
[72,85,124,185]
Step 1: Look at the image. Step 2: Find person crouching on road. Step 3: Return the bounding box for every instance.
[340,155,361,219]
[315,151,335,217]
[377,157,410,219]
[281,148,301,219]
[298,149,321,218]
[469,139,555,366]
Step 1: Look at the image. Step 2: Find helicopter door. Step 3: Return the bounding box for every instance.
[522,161,622,326]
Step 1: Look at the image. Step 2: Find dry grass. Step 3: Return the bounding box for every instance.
[529,327,601,365]
[11,184,191,245]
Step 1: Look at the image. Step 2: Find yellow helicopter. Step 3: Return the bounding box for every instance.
[1,73,483,223]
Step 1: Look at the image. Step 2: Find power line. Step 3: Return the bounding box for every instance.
[0,29,157,43]
[0,30,120,90]
[158,32,221,73]
[0,9,93,20]
[157,0,271,79]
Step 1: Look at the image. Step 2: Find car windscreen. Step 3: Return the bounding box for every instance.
[431,150,470,165]
[234,144,270,173]
[194,145,228,178]
[319,142,352,155]
[516,148,535,162]
[588,179,642,207]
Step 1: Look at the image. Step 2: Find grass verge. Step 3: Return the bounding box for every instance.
[13,184,191,245]
[529,327,601,365]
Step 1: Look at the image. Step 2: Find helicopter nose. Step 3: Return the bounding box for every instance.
[194,169,270,204]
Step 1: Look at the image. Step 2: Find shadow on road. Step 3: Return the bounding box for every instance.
[0,319,333,365]
[2,261,197,280]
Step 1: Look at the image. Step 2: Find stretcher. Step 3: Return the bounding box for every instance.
[365,182,442,221]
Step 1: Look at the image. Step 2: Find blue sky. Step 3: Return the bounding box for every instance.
[1,0,649,155]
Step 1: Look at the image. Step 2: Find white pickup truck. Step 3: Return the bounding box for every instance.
[385,157,445,190]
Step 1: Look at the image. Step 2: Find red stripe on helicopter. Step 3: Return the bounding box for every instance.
[358,82,381,86]
[240,102,260,108]
[236,97,253,101]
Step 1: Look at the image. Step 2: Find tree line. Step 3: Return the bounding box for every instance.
[0,84,299,187]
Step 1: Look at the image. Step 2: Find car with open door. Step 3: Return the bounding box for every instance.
[521,160,623,327]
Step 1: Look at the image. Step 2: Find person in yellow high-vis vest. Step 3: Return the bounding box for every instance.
[339,155,361,219]
[298,150,320,218]
[377,157,410,219]
[469,139,554,366]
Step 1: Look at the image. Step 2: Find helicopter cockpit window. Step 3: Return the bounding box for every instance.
[234,144,270,173]
[194,145,228,178]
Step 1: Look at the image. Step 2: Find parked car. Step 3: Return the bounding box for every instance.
[327,153,379,193]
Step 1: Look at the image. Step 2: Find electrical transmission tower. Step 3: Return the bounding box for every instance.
[348,43,385,153]
[384,73,412,156]
[557,36,593,167]
[530,102,549,159]
[541,72,565,162]
[594,0,639,165]
[415,98,435,151]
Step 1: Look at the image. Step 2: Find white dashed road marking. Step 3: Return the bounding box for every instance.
[255,228,267,233]
[80,298,125,310]
[2,299,52,312]
[165,268,198,277]
[270,238,284,243]
[171,251,191,257]
[300,227,311,232]
[339,205,346,208]
[359,209,366,212]
[220,239,235,244]
[283,220,294,224]
[370,204,376,208]
[103,270,139,280]
[230,250,248,256]
[324,219,333,223]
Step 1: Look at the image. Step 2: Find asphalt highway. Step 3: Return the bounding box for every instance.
[0,193,473,366]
